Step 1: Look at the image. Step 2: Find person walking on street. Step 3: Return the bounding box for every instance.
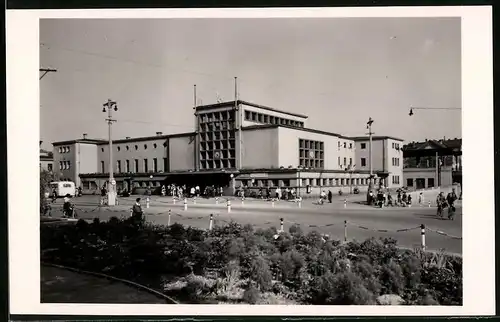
[328,190,333,203]
[132,197,144,224]
[100,185,107,205]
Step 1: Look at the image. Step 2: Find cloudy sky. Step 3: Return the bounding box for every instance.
[39,17,462,150]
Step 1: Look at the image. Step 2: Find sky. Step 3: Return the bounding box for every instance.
[39,18,462,150]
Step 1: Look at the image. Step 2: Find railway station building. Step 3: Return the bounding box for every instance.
[51,100,405,196]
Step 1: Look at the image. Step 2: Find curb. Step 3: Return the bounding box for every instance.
[41,262,180,304]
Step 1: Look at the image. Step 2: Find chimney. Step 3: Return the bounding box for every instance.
[83,133,88,139]
[425,138,427,142]
[156,132,163,136]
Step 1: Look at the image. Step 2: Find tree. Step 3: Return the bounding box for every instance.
[40,170,54,214]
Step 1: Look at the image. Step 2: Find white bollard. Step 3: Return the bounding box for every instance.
[209,214,213,231]
[279,218,284,232]
[215,197,219,205]
[193,197,197,205]
[227,200,232,213]
[421,224,426,251]
[129,208,133,217]
[428,201,431,208]
[146,197,150,209]
[167,210,171,226]
[298,197,302,208]
[272,199,275,208]
[344,220,348,242]
[241,196,245,205]
[173,197,176,205]
[344,199,347,208]
[184,198,188,211]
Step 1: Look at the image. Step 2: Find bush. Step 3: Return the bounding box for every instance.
[40,219,462,305]
[242,285,260,304]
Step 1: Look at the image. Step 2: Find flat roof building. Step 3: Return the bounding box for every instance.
[51,100,405,196]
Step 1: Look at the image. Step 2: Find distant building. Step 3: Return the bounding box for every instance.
[52,100,405,195]
[402,138,462,189]
[39,141,53,172]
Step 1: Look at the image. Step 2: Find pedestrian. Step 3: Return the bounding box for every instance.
[100,185,107,205]
[407,194,412,207]
[132,197,144,223]
[195,185,200,197]
[387,193,393,206]
[328,190,333,203]
[51,187,57,203]
[397,191,402,206]
[418,192,423,205]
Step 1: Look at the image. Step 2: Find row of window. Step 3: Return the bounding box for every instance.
[339,141,354,149]
[100,143,159,153]
[240,177,377,188]
[40,163,53,171]
[406,178,435,189]
[339,157,354,168]
[58,146,71,154]
[100,158,168,174]
[392,142,401,150]
[392,175,400,185]
[59,161,71,170]
[244,110,305,128]
[391,157,401,167]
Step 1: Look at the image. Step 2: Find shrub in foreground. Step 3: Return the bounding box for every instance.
[40,218,462,305]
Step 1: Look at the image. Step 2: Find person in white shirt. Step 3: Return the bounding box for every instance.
[190,187,196,198]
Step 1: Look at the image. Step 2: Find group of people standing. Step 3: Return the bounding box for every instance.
[368,189,417,208]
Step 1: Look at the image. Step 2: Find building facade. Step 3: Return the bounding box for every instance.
[402,138,462,190]
[52,100,405,196]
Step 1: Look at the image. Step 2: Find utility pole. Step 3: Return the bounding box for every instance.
[409,106,461,116]
[102,99,118,206]
[193,85,199,171]
[39,68,57,80]
[366,117,374,203]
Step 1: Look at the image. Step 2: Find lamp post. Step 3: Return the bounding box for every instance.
[297,165,303,198]
[103,99,118,206]
[366,117,374,203]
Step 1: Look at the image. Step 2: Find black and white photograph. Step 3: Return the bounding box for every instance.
[6,6,494,317]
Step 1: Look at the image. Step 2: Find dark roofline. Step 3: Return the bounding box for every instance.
[195,100,309,119]
[97,132,195,145]
[53,132,195,147]
[350,136,405,142]
[242,124,353,139]
[52,138,107,146]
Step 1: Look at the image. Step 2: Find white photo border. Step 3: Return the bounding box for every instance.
[6,6,494,316]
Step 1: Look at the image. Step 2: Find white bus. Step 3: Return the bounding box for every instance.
[50,181,76,198]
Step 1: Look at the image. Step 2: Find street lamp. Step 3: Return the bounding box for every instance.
[103,99,118,206]
[366,117,374,204]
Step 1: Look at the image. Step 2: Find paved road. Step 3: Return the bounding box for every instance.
[47,195,462,254]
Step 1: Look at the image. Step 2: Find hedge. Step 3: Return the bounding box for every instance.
[40,217,462,305]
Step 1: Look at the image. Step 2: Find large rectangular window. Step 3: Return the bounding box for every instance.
[153,158,158,172]
[163,158,168,172]
[134,159,139,173]
[117,160,121,173]
[298,138,324,169]
[126,160,130,172]
[144,159,149,172]
[100,161,105,173]
[361,158,366,167]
